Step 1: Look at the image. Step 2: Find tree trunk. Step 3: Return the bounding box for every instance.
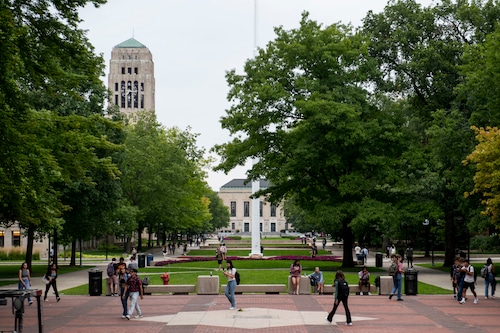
[70,240,76,266]
[341,219,354,268]
[444,215,457,267]
[137,226,143,251]
[25,226,34,268]
[53,228,58,265]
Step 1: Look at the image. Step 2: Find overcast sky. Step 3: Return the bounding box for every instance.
[79,0,435,191]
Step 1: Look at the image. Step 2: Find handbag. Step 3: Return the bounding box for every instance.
[42,276,50,284]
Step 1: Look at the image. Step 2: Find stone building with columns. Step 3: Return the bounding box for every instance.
[217,179,289,235]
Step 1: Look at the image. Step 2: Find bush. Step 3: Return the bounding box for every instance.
[470,234,500,252]
[225,236,242,240]
[0,250,40,260]
[97,243,120,251]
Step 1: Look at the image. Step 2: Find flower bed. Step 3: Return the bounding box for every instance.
[154,255,341,266]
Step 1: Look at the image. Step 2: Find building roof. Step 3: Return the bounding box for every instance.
[114,38,147,49]
[220,179,269,189]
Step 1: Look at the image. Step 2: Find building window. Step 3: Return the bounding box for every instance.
[0,231,4,247]
[244,223,249,232]
[230,201,236,217]
[127,81,132,108]
[114,82,118,91]
[121,67,125,74]
[270,204,276,217]
[114,95,118,106]
[133,81,138,108]
[260,223,262,232]
[244,201,250,217]
[12,230,21,247]
[231,223,235,230]
[260,201,263,217]
[134,67,138,74]
[140,94,144,108]
[271,223,276,232]
[140,82,144,91]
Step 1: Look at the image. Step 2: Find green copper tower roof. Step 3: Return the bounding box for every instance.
[114,38,146,48]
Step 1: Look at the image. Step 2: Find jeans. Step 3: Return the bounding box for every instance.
[128,291,142,316]
[327,295,351,323]
[457,275,465,301]
[120,286,129,316]
[225,280,236,308]
[18,278,32,303]
[391,273,402,299]
[485,273,496,297]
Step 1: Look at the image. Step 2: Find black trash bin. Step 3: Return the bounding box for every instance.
[88,269,102,296]
[138,254,146,268]
[404,269,418,295]
[146,254,154,266]
[376,252,383,267]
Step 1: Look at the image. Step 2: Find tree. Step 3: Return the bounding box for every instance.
[214,14,405,267]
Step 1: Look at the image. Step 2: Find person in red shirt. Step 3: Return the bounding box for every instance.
[122,269,143,319]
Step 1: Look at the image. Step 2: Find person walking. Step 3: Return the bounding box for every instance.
[326,270,352,326]
[406,245,414,268]
[18,262,33,305]
[362,246,369,265]
[484,258,496,299]
[43,263,60,302]
[223,259,237,310]
[459,259,478,304]
[106,258,118,296]
[389,255,404,301]
[118,266,130,319]
[290,259,302,295]
[123,268,143,319]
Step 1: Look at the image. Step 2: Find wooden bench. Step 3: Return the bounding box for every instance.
[323,284,377,295]
[220,284,287,294]
[143,284,195,295]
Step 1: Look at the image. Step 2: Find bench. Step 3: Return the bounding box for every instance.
[143,284,195,295]
[323,284,377,295]
[220,284,287,294]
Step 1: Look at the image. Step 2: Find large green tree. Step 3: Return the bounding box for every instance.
[214,14,406,267]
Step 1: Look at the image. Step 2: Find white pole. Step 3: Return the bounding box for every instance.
[250,0,261,257]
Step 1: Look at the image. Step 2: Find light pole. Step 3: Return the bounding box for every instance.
[423,219,440,267]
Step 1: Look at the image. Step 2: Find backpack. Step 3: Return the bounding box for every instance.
[234,271,240,285]
[481,265,488,279]
[388,262,398,276]
[107,263,115,277]
[142,276,150,286]
[337,280,349,297]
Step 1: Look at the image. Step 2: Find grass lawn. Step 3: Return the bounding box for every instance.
[0,264,93,286]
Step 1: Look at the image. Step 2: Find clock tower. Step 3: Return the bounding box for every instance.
[108,38,155,117]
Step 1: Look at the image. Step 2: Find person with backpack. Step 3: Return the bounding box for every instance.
[483,258,496,299]
[326,270,352,326]
[451,257,461,299]
[459,259,478,304]
[106,258,119,296]
[388,255,404,301]
[223,259,237,310]
[308,267,325,294]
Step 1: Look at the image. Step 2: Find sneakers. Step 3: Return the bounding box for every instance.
[325,317,332,324]
[135,314,143,319]
[389,294,393,300]
[485,296,489,300]
[473,298,478,304]
[229,307,236,310]
[28,300,33,305]
[56,297,61,302]
[367,292,371,295]
[125,315,130,320]
[397,299,404,301]
[121,315,126,319]
[346,322,353,326]
[360,292,363,295]
[459,298,466,304]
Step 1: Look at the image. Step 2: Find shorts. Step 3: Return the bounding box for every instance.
[217,260,223,264]
[463,281,475,291]
[361,280,369,286]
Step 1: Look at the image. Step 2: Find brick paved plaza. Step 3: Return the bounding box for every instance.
[2,293,499,333]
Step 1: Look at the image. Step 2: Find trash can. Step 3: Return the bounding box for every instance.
[376,252,383,267]
[138,254,146,268]
[88,269,102,296]
[404,268,418,295]
[146,253,154,266]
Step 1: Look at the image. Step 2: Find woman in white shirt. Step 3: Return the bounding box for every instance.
[223,260,237,309]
